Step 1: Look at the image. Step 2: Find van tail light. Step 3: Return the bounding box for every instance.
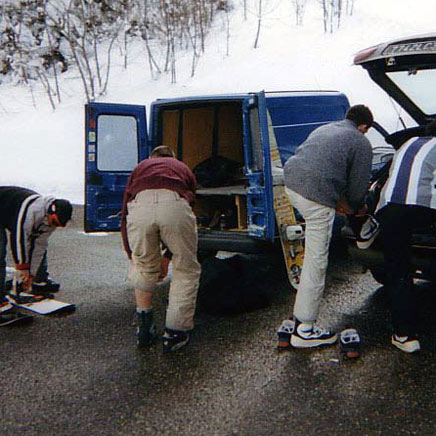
[89,118,96,129]
[353,47,377,64]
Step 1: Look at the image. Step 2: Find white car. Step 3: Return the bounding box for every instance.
[342,33,436,284]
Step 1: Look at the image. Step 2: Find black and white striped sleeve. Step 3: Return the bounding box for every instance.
[10,194,40,270]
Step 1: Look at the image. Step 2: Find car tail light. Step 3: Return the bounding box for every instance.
[353,47,377,64]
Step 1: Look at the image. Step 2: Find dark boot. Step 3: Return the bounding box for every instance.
[136,310,157,348]
[162,328,190,352]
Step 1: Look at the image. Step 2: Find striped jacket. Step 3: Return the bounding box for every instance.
[377,136,436,212]
[0,186,55,274]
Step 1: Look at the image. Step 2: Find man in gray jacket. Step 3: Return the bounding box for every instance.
[279,105,373,349]
[0,186,72,326]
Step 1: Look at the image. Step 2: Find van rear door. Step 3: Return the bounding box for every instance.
[245,92,275,241]
[84,103,148,232]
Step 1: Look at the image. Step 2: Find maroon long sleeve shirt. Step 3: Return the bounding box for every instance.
[121,157,197,258]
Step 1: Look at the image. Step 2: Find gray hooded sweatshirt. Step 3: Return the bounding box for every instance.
[284,118,372,211]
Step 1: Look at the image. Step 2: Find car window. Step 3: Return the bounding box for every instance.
[387,69,436,116]
[366,128,394,165]
[365,129,395,163]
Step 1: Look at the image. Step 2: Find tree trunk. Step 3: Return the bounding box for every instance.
[254,0,262,49]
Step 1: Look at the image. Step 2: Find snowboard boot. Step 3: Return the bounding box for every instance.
[162,328,190,352]
[136,310,157,348]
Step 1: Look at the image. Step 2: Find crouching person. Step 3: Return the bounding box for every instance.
[375,120,436,353]
[121,146,201,352]
[0,186,72,325]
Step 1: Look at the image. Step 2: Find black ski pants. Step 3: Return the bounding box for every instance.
[0,225,49,302]
[378,203,436,336]
[0,226,6,302]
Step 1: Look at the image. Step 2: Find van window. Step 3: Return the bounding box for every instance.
[97,114,138,171]
[249,108,263,171]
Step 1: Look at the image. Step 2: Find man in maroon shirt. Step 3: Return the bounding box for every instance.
[121,146,201,352]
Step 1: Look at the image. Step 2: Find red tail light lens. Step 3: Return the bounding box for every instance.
[354,47,377,64]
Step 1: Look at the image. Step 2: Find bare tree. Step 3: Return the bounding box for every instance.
[346,0,355,15]
[187,4,201,77]
[63,0,124,101]
[64,0,94,101]
[159,0,177,82]
[292,0,307,26]
[320,0,343,33]
[36,68,56,109]
[139,0,162,79]
[251,0,281,48]
[335,0,343,29]
[43,0,61,104]
[224,3,231,56]
[253,0,262,49]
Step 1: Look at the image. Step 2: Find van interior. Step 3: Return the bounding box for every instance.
[155,102,249,233]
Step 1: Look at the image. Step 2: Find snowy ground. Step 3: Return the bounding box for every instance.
[1,0,434,204]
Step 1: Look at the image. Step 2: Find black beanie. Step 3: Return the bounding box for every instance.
[49,199,73,226]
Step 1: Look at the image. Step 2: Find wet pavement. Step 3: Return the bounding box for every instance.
[2,206,436,436]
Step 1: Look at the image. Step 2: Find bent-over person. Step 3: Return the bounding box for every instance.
[121,146,201,352]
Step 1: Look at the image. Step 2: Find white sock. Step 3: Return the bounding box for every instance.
[298,322,314,331]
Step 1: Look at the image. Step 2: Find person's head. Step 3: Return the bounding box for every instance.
[345,104,374,134]
[150,145,176,159]
[425,119,436,136]
[47,199,73,228]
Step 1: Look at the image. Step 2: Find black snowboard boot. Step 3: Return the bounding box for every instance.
[136,310,157,348]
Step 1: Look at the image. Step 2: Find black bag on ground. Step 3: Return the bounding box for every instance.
[193,155,241,188]
[197,254,276,315]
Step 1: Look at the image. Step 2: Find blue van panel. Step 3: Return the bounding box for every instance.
[273,124,324,163]
[265,92,350,163]
[254,91,276,241]
[85,103,148,232]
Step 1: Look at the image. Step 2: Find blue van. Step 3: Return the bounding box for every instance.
[84,90,350,255]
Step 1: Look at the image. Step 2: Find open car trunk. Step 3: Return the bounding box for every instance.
[157,102,249,234]
[344,32,436,283]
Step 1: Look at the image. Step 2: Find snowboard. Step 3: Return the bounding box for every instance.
[7,293,76,315]
[0,303,34,326]
[267,112,304,290]
[272,185,305,290]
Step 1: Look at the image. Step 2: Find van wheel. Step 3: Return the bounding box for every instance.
[369,267,386,285]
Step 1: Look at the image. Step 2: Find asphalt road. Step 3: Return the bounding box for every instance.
[2,206,436,436]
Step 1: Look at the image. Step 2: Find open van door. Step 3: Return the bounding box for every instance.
[244,92,275,241]
[84,103,148,232]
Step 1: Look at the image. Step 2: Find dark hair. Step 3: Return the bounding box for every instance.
[150,145,176,158]
[345,105,374,128]
[425,119,436,136]
[48,199,73,226]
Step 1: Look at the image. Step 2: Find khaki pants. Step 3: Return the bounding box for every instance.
[285,188,335,323]
[126,189,201,331]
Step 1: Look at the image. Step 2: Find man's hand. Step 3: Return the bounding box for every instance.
[158,256,171,283]
[19,270,33,290]
[336,198,353,216]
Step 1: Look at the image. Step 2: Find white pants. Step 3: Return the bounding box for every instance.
[285,188,335,323]
[126,189,201,331]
